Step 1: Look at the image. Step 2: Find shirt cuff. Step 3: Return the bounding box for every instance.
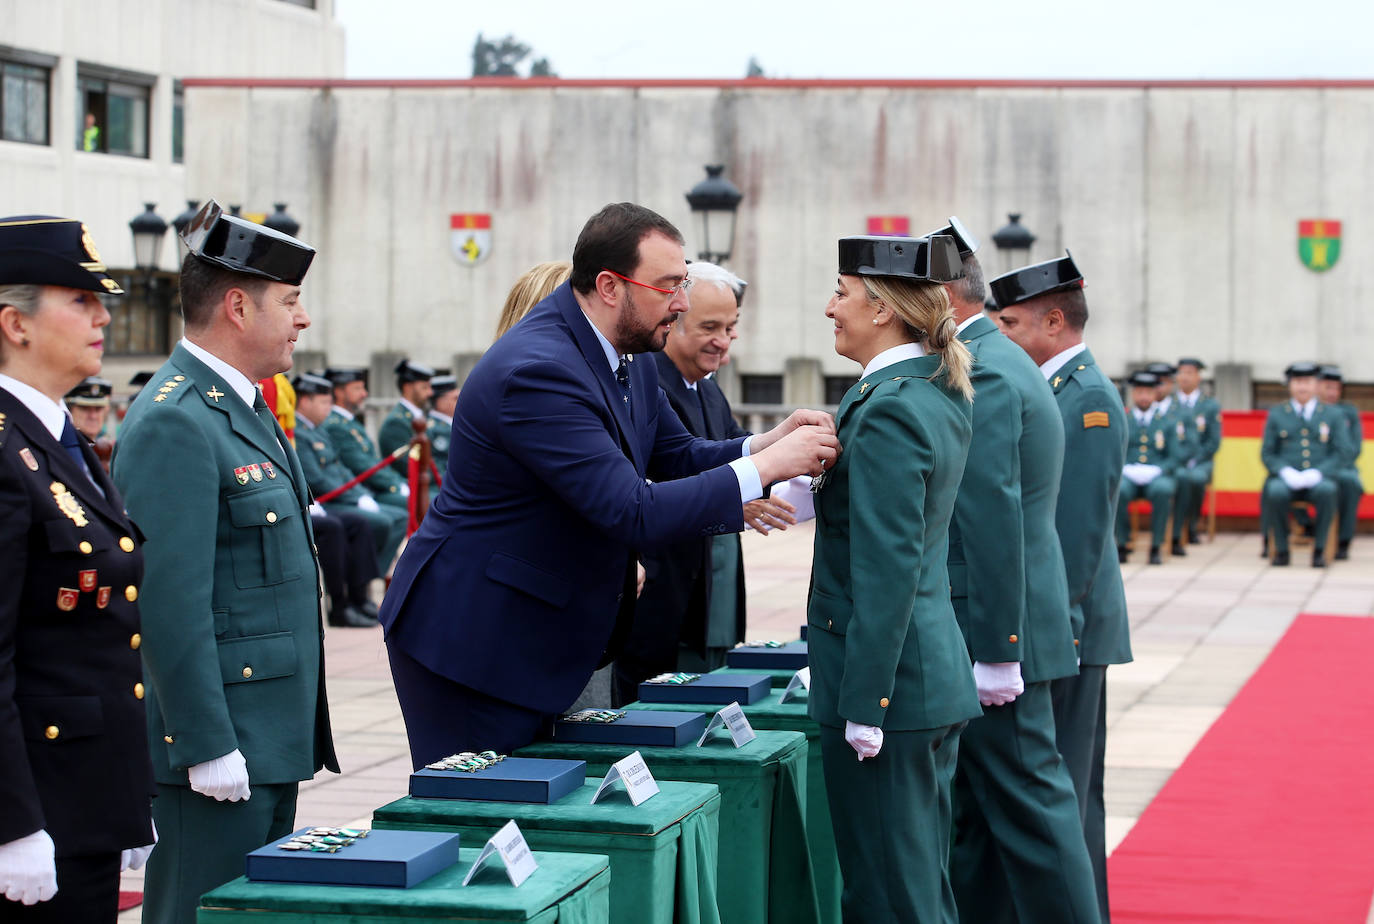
[741,435,754,456]
[729,457,763,503]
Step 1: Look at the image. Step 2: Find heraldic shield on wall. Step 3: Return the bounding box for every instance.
[1298,219,1341,272]
[451,213,491,267]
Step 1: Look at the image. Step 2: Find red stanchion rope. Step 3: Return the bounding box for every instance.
[428,458,442,488]
[313,444,409,504]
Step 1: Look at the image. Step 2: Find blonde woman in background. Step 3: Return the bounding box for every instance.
[494,261,571,339]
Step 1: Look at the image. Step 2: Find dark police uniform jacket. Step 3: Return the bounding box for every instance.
[0,386,154,857]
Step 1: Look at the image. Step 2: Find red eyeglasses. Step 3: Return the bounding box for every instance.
[602,268,694,297]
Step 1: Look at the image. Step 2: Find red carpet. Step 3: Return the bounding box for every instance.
[1109,613,1374,922]
[118,891,141,911]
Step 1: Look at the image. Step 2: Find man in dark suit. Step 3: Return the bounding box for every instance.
[997,255,1133,923]
[114,201,338,924]
[380,203,839,767]
[611,262,795,703]
[935,227,1097,924]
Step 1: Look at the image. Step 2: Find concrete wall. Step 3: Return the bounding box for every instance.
[175,79,1374,399]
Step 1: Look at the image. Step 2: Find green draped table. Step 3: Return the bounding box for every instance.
[518,729,817,924]
[197,846,608,923]
[373,780,720,924]
[626,686,840,924]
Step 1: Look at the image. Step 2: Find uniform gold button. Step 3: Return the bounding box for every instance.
[1302,450,1310,457]
[174,375,185,382]
[134,682,144,699]
[1009,634,1019,643]
[44,726,59,740]
[1074,639,1080,646]
[242,666,253,679]
[125,585,138,602]
[130,633,141,650]
[265,511,278,524]
[879,697,890,708]
[79,541,93,554]
[1301,439,1309,446]
[119,536,135,552]
[164,735,174,744]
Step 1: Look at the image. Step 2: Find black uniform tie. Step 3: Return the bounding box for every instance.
[60,417,102,494]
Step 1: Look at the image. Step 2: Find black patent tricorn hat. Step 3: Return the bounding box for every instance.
[0,215,124,295]
[988,252,1083,308]
[1284,361,1320,379]
[394,359,435,384]
[293,372,333,396]
[1128,371,1160,388]
[1319,364,1343,382]
[923,216,980,258]
[837,234,963,283]
[180,199,314,285]
[324,367,368,387]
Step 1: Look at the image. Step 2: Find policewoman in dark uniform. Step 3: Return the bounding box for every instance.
[0,216,155,921]
[808,234,981,923]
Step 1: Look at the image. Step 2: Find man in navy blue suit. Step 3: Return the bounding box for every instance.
[380,203,839,766]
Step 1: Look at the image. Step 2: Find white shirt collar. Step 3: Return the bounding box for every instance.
[1133,406,1155,425]
[296,415,316,432]
[1178,389,1199,408]
[0,372,69,441]
[1156,395,1173,416]
[429,410,452,426]
[1039,342,1088,380]
[330,405,355,422]
[955,313,983,334]
[180,337,257,409]
[399,397,424,419]
[1293,397,1317,419]
[862,342,926,380]
[683,376,698,392]
[579,306,625,374]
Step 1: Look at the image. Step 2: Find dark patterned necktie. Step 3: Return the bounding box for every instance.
[615,358,631,412]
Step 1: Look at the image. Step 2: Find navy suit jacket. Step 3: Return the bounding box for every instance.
[380,283,748,713]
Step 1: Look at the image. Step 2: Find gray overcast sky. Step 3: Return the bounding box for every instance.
[334,0,1373,80]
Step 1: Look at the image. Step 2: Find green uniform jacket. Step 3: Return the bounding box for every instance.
[1330,401,1364,470]
[1125,406,1190,473]
[1176,393,1222,465]
[1155,396,1199,461]
[950,317,1076,684]
[427,412,452,475]
[322,408,407,499]
[378,401,422,477]
[295,418,368,505]
[1261,402,1351,478]
[807,354,981,731]
[113,344,338,785]
[1048,349,1132,666]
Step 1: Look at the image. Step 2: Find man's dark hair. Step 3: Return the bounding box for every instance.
[947,254,985,306]
[178,254,269,329]
[1036,287,1089,332]
[570,203,683,295]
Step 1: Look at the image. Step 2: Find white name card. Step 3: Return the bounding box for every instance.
[462,819,538,888]
[780,666,811,703]
[590,750,660,806]
[696,701,756,748]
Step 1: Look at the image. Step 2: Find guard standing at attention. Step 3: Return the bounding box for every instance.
[0,215,156,919]
[1170,358,1221,549]
[935,232,1098,924]
[377,359,434,477]
[1319,365,1364,560]
[113,200,338,924]
[323,368,410,510]
[426,374,458,475]
[995,253,1132,922]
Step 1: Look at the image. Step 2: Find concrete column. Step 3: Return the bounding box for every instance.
[784,357,823,408]
[1213,362,1253,410]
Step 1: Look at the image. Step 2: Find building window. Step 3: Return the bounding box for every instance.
[824,375,857,405]
[1,57,50,145]
[740,374,784,405]
[172,81,184,163]
[77,67,152,157]
[104,271,180,355]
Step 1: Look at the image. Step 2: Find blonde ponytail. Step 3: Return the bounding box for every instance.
[861,277,975,402]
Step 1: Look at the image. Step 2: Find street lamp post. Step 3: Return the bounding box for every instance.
[128,203,170,353]
[684,165,743,264]
[990,213,1036,280]
[262,202,301,239]
[171,200,199,264]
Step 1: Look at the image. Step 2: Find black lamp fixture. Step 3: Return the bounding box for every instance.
[991,213,1036,271]
[685,164,743,264]
[171,199,200,263]
[262,202,301,239]
[128,203,168,274]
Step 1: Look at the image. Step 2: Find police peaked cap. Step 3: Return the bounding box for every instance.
[1145,362,1177,379]
[1177,357,1206,370]
[394,359,435,385]
[430,374,458,397]
[922,216,980,258]
[1319,365,1343,382]
[293,373,333,396]
[1285,362,1320,379]
[180,199,314,285]
[1128,371,1160,388]
[65,376,113,406]
[324,367,368,387]
[988,252,1084,308]
[837,234,964,283]
[0,215,124,295]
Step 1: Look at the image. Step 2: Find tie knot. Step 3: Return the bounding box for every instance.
[60,417,82,448]
[615,358,630,388]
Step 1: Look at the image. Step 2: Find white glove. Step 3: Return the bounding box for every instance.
[120,819,157,872]
[1279,466,1303,490]
[973,661,1024,707]
[308,503,326,518]
[188,749,251,802]
[399,484,411,498]
[1123,463,1161,486]
[0,829,57,905]
[1301,469,1323,488]
[844,720,884,761]
[356,494,380,513]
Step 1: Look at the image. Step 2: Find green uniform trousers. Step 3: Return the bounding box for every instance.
[1171,464,1212,542]
[820,722,964,924]
[1052,666,1111,923]
[142,782,298,924]
[1116,476,1176,550]
[951,681,1100,924]
[1335,470,1364,544]
[1262,478,1338,554]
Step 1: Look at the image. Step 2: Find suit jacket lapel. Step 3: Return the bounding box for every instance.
[171,345,291,473]
[654,352,707,437]
[554,285,644,470]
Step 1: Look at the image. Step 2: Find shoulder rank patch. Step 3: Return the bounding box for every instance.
[1083,411,1111,429]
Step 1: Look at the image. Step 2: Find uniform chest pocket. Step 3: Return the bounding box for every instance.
[43,519,111,556]
[226,487,303,588]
